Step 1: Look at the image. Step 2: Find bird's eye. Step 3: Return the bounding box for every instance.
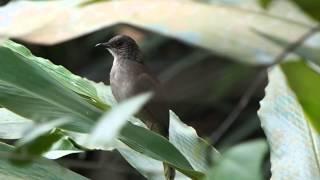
[116,41,124,46]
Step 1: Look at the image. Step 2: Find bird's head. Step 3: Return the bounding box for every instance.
[96,35,142,62]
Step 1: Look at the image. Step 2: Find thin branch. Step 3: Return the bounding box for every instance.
[209,71,266,144]
[209,25,320,145]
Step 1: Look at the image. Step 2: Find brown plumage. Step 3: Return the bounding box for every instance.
[96,35,175,180]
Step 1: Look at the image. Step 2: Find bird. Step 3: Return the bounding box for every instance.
[96,35,175,180]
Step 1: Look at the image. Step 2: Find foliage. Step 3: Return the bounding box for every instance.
[1,0,320,179]
[0,40,210,179]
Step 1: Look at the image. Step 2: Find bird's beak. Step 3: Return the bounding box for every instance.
[95,42,111,48]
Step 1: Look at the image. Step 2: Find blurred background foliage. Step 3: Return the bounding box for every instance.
[0,0,320,180]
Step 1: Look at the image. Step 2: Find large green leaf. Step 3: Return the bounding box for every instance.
[204,140,268,180]
[0,41,103,132]
[85,93,152,149]
[2,40,112,109]
[258,65,320,179]
[0,142,88,180]
[1,0,317,64]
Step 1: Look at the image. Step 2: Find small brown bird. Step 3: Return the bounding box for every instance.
[96,35,175,180]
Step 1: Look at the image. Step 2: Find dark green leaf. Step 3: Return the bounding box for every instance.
[281,60,320,132]
[120,123,204,179]
[0,142,88,179]
[259,0,272,9]
[291,0,320,22]
[11,130,64,165]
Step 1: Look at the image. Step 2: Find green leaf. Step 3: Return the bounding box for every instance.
[258,65,320,179]
[119,146,194,180]
[12,130,64,165]
[291,0,320,22]
[259,0,272,9]
[169,111,219,172]
[2,40,113,109]
[16,118,71,147]
[120,123,204,179]
[0,40,103,132]
[204,140,268,180]
[0,109,83,160]
[43,134,83,159]
[0,108,33,139]
[85,93,152,149]
[0,142,88,180]
[281,60,320,132]
[118,111,218,180]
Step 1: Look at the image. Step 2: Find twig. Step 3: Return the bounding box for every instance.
[209,25,320,145]
[209,71,266,144]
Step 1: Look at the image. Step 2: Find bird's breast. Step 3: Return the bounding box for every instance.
[110,62,137,101]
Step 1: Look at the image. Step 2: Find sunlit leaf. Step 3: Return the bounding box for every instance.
[1,0,317,64]
[85,93,152,149]
[0,108,33,139]
[258,65,320,179]
[169,111,219,172]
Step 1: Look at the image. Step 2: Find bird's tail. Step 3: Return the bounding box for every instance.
[164,162,175,180]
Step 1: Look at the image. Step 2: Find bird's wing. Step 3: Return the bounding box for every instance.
[133,73,170,137]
